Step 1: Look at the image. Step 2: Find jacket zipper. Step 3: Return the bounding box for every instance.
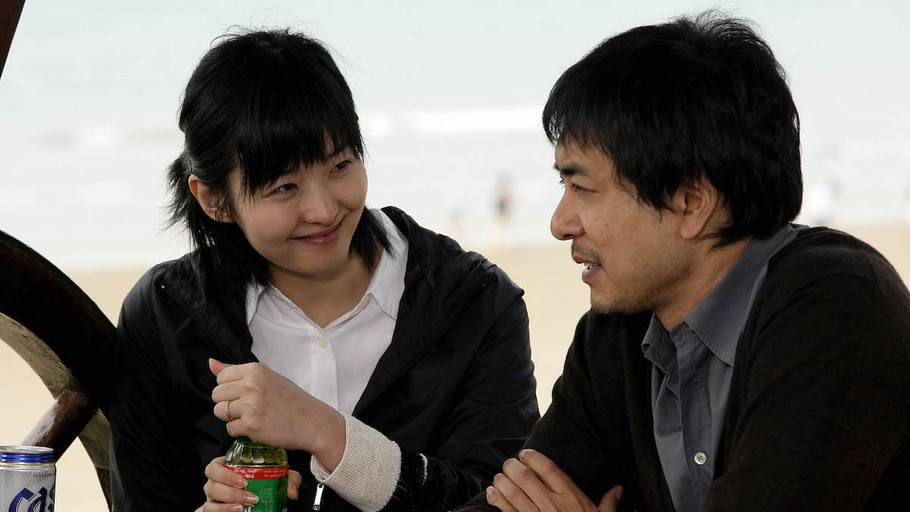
[313,483,325,510]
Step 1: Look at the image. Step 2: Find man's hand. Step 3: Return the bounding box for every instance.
[201,456,302,511]
[485,449,623,512]
[209,358,346,471]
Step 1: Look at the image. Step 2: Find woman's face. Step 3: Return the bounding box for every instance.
[226,147,368,284]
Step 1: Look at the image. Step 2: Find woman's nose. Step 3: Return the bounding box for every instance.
[298,184,337,224]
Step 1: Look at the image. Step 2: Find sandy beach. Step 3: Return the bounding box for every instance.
[2,222,909,510]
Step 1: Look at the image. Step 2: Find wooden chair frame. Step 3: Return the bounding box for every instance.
[1,229,114,508]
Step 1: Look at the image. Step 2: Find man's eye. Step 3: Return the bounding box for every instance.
[559,179,589,193]
[571,183,590,193]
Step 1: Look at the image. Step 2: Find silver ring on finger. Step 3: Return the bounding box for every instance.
[225,400,235,421]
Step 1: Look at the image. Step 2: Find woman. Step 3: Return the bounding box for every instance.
[108,29,539,511]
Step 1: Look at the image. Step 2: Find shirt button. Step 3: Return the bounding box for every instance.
[317,337,329,349]
[694,452,707,465]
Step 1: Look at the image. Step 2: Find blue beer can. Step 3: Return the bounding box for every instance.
[0,446,56,512]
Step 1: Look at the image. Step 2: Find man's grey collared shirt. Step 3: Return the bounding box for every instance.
[641,224,800,512]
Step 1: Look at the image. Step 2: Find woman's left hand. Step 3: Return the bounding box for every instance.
[209,358,346,471]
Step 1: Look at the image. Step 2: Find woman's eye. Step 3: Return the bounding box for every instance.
[331,159,351,174]
[272,183,295,194]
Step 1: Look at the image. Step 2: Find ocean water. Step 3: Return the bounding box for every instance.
[1,108,908,273]
[1,1,909,272]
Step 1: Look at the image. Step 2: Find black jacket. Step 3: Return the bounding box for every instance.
[110,207,539,511]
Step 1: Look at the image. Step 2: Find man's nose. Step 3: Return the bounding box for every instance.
[550,192,582,241]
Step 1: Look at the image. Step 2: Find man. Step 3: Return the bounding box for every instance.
[456,12,910,512]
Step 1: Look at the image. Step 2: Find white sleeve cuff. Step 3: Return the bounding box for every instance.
[310,413,402,512]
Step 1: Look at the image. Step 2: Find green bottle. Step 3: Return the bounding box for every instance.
[224,437,289,512]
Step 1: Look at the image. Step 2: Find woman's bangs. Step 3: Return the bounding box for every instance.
[233,69,363,195]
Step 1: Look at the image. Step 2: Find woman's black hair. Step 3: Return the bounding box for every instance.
[166,29,390,297]
[543,12,802,245]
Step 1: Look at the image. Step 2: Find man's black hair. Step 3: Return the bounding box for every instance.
[544,12,802,244]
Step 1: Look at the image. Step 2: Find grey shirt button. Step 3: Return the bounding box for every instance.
[694,452,707,465]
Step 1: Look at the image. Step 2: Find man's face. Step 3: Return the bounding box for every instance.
[550,141,691,315]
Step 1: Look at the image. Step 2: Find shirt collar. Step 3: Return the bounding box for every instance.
[642,314,677,382]
[244,209,408,326]
[641,224,800,367]
[684,224,800,365]
[245,280,266,326]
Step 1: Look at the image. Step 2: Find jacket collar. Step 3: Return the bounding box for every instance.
[353,206,492,415]
[158,253,257,364]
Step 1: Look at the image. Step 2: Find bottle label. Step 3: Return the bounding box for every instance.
[226,465,289,512]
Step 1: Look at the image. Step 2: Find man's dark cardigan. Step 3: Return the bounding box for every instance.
[457,227,910,511]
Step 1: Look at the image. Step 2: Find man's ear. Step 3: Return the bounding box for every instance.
[188,175,233,223]
[671,177,721,241]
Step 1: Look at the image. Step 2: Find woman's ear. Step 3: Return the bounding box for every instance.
[188,175,233,223]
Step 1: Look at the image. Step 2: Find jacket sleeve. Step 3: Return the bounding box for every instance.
[451,312,625,512]
[109,273,207,511]
[706,272,910,511]
[385,292,539,511]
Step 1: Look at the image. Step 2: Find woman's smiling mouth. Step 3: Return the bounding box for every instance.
[292,221,343,244]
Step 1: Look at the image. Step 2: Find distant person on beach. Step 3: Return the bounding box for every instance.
[108,29,538,512]
[493,173,514,245]
[455,12,910,512]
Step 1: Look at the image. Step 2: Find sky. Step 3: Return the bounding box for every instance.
[3,1,908,127]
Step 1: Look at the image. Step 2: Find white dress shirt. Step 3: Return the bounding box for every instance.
[246,209,408,415]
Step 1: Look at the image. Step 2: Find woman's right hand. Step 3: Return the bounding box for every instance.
[209,358,347,471]
[202,456,302,511]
